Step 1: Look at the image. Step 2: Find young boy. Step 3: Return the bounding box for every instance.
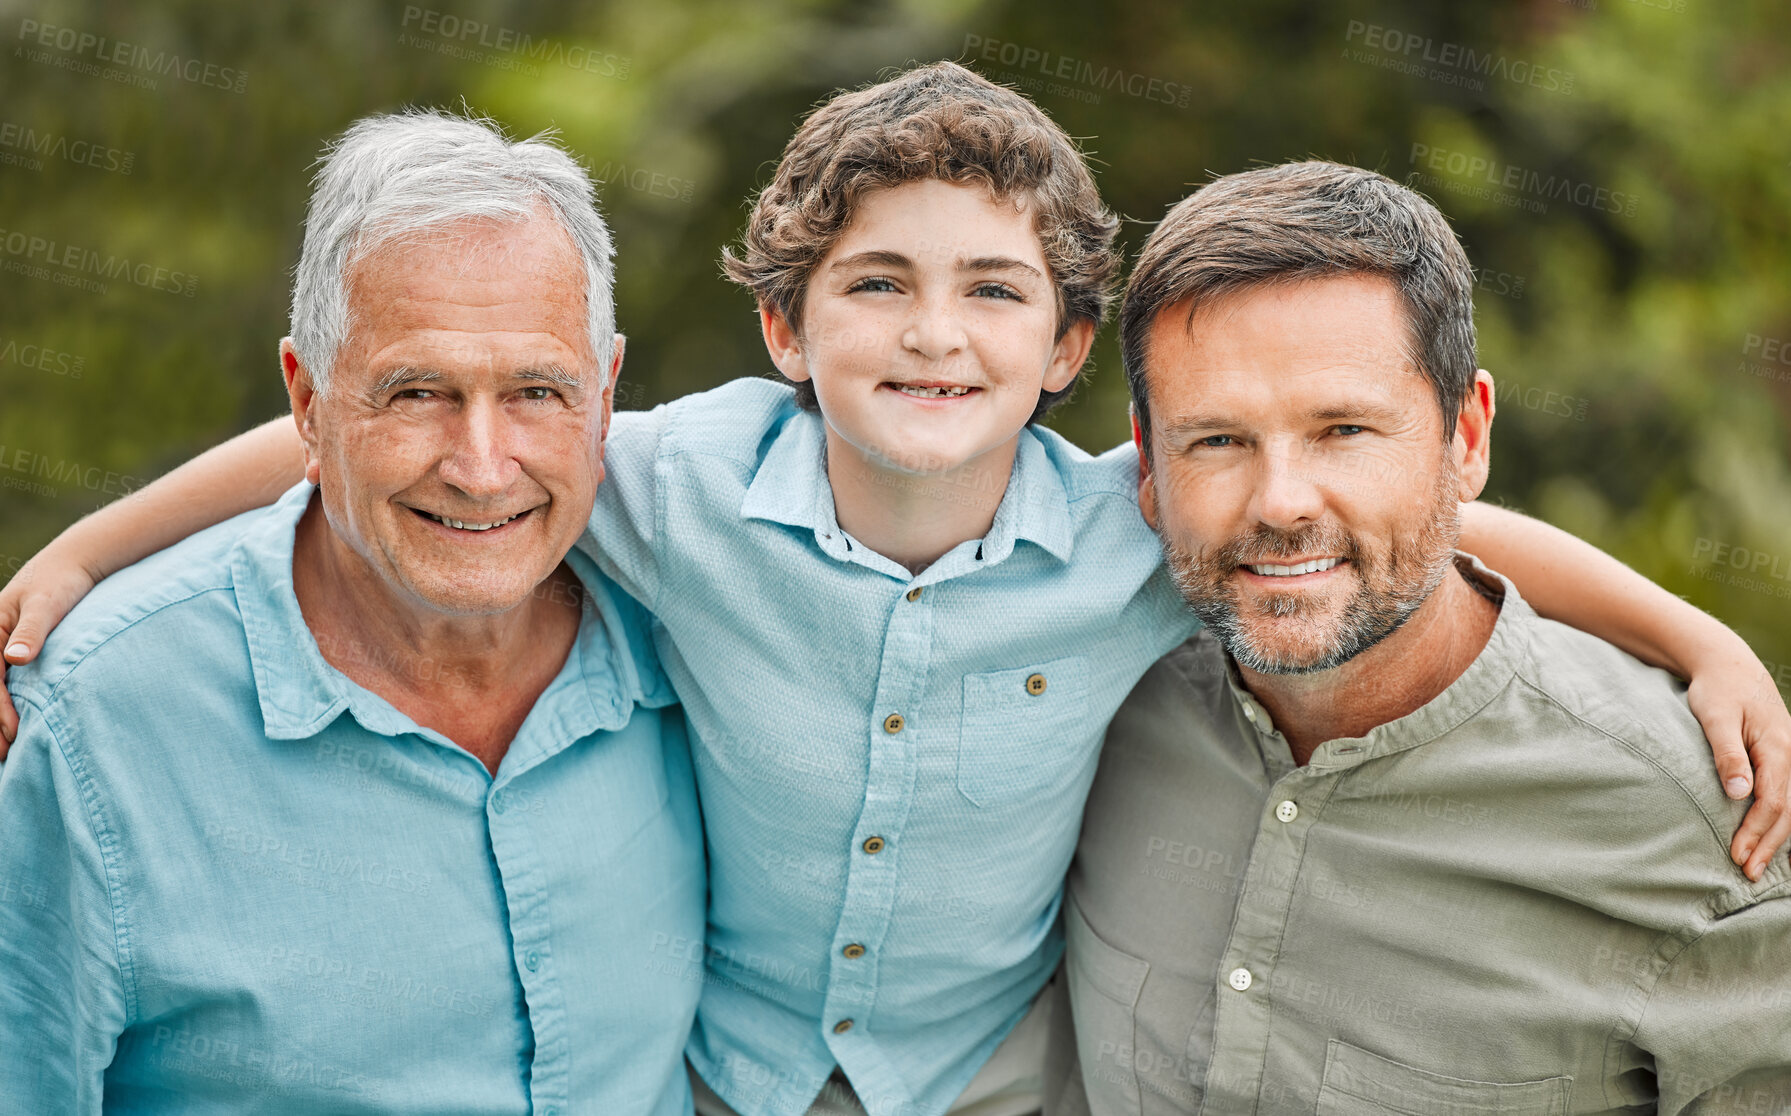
[2,62,1787,1116]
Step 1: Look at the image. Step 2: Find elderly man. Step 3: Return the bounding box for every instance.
[0,111,704,1112]
[1047,162,1791,1115]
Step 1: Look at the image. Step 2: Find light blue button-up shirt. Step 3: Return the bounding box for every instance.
[0,482,707,1115]
[587,379,1199,1116]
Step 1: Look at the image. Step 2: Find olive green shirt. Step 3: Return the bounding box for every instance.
[1047,554,1791,1115]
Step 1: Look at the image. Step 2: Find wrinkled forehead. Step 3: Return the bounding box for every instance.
[1146,276,1429,419]
[338,217,593,378]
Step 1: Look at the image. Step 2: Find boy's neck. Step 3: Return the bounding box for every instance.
[822,424,1019,575]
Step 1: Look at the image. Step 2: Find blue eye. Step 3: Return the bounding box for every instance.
[1332,425,1365,436]
[394,389,435,401]
[974,283,1021,300]
[847,277,898,294]
[1198,435,1233,447]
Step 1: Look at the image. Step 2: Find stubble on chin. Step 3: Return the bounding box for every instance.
[1158,466,1461,675]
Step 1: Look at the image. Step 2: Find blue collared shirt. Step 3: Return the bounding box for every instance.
[0,482,707,1115]
[587,379,1199,1116]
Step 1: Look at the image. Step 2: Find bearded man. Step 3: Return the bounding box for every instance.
[1045,161,1791,1116]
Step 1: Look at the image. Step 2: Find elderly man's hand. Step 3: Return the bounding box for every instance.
[0,552,97,756]
[1686,647,1791,881]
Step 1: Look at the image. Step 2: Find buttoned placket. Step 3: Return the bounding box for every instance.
[823,574,936,1055]
[1198,693,1334,1116]
[482,767,568,1116]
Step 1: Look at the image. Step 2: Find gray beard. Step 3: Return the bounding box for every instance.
[1159,464,1462,675]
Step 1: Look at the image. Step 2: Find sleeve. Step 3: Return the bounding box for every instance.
[1637,893,1791,1114]
[583,405,670,612]
[0,697,130,1113]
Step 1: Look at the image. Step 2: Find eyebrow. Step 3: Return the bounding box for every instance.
[368,364,586,396]
[1158,400,1406,439]
[827,249,1045,281]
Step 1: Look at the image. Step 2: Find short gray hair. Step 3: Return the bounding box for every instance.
[290,108,615,393]
[1121,161,1476,457]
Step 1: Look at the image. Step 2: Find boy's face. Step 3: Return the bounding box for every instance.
[763,178,1091,477]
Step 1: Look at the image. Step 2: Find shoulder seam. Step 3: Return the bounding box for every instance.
[1508,669,1737,878]
[25,695,140,1027]
[38,584,237,708]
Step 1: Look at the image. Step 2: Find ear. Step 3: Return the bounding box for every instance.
[280,339,325,486]
[1132,403,1160,531]
[599,333,624,446]
[760,304,809,383]
[1452,369,1495,501]
[1042,317,1097,394]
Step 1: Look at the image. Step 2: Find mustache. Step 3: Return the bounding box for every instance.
[1205,524,1364,571]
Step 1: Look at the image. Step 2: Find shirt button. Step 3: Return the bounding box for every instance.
[1275,800,1299,823]
[1228,967,1253,992]
[883,713,905,734]
[906,586,923,602]
[842,943,866,959]
[1243,704,1258,724]
[524,950,540,972]
[833,1019,854,1034]
[862,836,885,855]
[1025,673,1047,696]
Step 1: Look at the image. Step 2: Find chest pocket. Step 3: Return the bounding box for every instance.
[1316,1040,1571,1115]
[956,656,1092,807]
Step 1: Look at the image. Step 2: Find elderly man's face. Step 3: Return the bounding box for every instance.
[283,215,616,616]
[1138,274,1491,674]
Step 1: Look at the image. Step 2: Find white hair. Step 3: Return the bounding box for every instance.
[290,108,615,393]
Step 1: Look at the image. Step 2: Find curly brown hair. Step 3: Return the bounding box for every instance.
[721,60,1120,422]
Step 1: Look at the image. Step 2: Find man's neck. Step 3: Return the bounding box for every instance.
[823,425,1017,576]
[1238,560,1501,765]
[291,499,583,774]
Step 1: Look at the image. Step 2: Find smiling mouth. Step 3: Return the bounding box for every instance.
[886,382,978,399]
[412,507,531,532]
[1242,557,1344,578]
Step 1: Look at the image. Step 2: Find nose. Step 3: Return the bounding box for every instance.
[901,288,969,363]
[1247,437,1327,530]
[436,397,520,499]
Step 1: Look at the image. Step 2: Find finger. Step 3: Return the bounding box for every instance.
[0,686,14,755]
[1695,704,1754,799]
[1739,743,1791,880]
[1744,804,1791,883]
[4,615,45,666]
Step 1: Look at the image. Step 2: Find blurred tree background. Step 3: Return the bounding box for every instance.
[2,0,1788,686]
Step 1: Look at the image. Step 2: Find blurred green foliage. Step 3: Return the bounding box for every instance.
[2,0,1788,682]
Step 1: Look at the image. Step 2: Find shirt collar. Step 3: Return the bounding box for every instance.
[231,482,644,759]
[739,409,1076,572]
[1224,550,1529,769]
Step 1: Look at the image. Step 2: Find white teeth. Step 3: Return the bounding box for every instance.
[423,511,521,532]
[1245,557,1342,577]
[893,384,973,398]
